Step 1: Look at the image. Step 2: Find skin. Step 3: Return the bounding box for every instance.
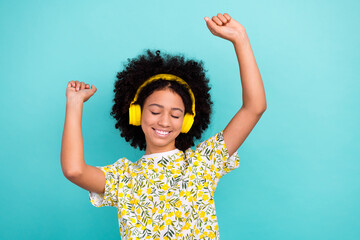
[60,13,267,194]
[141,88,185,155]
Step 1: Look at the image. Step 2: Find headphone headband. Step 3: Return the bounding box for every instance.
[130,74,196,116]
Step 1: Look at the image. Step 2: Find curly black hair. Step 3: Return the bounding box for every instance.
[110,49,212,151]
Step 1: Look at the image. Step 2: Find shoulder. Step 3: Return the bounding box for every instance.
[194,131,224,154]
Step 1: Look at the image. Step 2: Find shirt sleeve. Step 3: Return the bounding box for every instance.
[195,130,240,188]
[88,158,126,208]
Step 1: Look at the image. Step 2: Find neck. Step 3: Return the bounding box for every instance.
[145,145,177,155]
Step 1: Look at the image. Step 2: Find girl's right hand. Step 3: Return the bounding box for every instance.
[66,80,97,103]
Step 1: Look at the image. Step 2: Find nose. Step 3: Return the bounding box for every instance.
[158,113,170,127]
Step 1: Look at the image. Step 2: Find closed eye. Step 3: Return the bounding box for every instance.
[151,112,160,115]
[171,115,180,119]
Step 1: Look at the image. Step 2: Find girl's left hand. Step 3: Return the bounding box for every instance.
[205,13,247,44]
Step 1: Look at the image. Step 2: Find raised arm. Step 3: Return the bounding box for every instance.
[61,81,106,194]
[205,13,267,156]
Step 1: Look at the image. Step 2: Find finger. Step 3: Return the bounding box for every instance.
[217,13,228,24]
[91,85,97,93]
[85,84,90,89]
[224,13,232,21]
[75,81,80,91]
[212,16,223,26]
[80,82,86,90]
[68,80,75,88]
[205,17,220,34]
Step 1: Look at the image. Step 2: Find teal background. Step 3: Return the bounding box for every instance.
[1,0,359,239]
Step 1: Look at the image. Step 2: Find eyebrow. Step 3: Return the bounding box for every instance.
[148,103,184,113]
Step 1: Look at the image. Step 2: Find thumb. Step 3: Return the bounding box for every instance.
[204,16,220,35]
[91,85,97,94]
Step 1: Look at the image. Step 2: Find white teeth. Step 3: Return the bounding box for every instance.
[155,129,170,136]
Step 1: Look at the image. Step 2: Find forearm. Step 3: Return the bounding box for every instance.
[60,99,86,178]
[233,33,267,113]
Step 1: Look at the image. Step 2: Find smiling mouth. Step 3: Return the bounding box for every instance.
[153,128,171,137]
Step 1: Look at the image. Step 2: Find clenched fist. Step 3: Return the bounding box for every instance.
[66,80,97,103]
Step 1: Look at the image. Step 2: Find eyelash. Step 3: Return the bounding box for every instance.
[151,112,180,119]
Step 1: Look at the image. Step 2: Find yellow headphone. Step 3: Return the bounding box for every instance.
[129,74,196,133]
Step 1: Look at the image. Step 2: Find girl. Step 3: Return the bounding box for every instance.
[61,13,266,240]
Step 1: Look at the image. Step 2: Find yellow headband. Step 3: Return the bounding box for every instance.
[130,74,196,116]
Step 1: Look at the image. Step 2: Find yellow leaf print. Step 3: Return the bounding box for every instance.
[165,203,171,209]
[209,232,216,239]
[162,214,167,220]
[200,211,205,218]
[159,174,164,180]
[197,191,203,198]
[158,209,163,214]
[119,192,124,197]
[148,164,154,170]
[175,211,182,218]
[188,196,193,202]
[168,212,174,217]
[147,188,152,194]
[180,190,185,197]
[195,228,199,235]
[165,219,172,225]
[153,225,159,232]
[194,161,199,166]
[147,219,152,225]
[119,182,123,188]
[215,224,219,230]
[204,182,209,187]
[197,185,203,190]
[166,192,173,197]
[190,174,195,180]
[162,184,170,190]
[159,195,165,201]
[136,208,141,214]
[160,225,165,230]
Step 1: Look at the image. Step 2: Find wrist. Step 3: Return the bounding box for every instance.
[66,97,84,106]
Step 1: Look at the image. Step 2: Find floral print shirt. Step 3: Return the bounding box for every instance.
[89,131,240,239]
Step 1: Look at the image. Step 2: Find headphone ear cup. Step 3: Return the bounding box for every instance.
[129,104,142,126]
[181,113,194,133]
